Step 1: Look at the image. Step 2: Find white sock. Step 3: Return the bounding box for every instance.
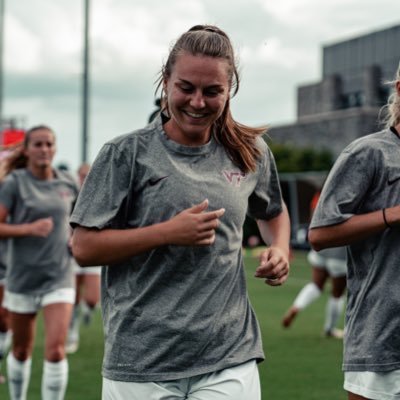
[7,352,32,400]
[0,330,12,372]
[293,282,321,310]
[41,359,69,400]
[324,296,345,332]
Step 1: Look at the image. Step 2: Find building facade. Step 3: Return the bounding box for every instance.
[268,24,400,246]
[269,24,400,157]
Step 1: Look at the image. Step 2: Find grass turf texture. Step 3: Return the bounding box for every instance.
[0,250,346,399]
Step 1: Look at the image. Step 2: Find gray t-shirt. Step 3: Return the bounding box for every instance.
[310,128,400,373]
[0,169,78,295]
[70,115,284,382]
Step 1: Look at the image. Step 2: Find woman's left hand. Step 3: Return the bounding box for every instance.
[254,246,290,286]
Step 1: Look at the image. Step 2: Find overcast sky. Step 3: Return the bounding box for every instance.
[2,0,399,170]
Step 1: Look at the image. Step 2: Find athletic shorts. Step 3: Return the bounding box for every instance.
[3,288,75,313]
[102,360,260,400]
[307,250,347,277]
[344,370,400,399]
[72,259,101,275]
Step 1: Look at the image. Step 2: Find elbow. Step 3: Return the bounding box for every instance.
[71,228,97,267]
[307,229,326,251]
[71,241,92,267]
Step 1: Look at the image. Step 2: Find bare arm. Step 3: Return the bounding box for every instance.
[308,205,400,251]
[254,203,291,286]
[72,199,225,266]
[0,204,53,239]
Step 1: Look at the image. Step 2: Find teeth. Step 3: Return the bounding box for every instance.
[186,111,205,118]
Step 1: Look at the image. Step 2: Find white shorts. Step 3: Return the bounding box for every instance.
[72,259,101,275]
[3,288,76,313]
[344,370,400,399]
[102,360,260,400]
[307,250,347,277]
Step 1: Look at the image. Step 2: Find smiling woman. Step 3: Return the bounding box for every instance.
[70,24,291,400]
[162,53,229,146]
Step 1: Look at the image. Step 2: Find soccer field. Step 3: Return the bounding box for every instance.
[0,250,347,399]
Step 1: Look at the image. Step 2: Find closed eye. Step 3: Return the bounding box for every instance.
[179,86,193,93]
[204,89,221,97]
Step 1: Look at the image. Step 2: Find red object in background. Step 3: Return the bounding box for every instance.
[1,128,25,146]
[310,191,321,213]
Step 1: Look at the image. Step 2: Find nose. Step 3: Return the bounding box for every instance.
[190,91,205,109]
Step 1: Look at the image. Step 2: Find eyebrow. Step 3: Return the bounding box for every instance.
[33,140,54,144]
[177,79,224,89]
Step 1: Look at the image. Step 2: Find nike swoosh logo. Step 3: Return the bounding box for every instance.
[388,176,400,185]
[148,176,169,186]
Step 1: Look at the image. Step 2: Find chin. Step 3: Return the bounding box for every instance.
[38,161,52,168]
[184,124,212,137]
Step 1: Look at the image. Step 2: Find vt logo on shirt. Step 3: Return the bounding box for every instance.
[58,189,74,201]
[222,170,247,187]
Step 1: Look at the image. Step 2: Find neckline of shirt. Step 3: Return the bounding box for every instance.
[390,126,400,139]
[24,168,59,182]
[155,113,217,156]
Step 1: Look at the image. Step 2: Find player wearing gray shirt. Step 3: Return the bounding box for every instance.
[0,125,79,400]
[71,115,284,381]
[309,62,400,400]
[71,25,290,400]
[310,128,400,374]
[0,168,77,295]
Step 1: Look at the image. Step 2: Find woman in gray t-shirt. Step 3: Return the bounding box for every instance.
[0,126,78,400]
[309,65,400,400]
[71,25,290,400]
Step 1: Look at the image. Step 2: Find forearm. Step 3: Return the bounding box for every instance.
[256,204,291,256]
[72,199,226,266]
[255,205,291,286]
[0,222,32,238]
[71,222,171,266]
[308,206,398,250]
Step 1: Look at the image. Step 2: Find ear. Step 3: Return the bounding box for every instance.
[396,80,400,96]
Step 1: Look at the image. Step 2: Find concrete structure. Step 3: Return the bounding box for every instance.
[269,24,400,158]
[266,24,400,247]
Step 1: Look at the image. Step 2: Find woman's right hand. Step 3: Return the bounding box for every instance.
[167,199,225,246]
[28,217,54,237]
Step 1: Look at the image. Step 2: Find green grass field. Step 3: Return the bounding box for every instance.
[0,250,347,399]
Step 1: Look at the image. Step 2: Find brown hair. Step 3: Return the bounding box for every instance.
[157,25,266,173]
[0,146,26,182]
